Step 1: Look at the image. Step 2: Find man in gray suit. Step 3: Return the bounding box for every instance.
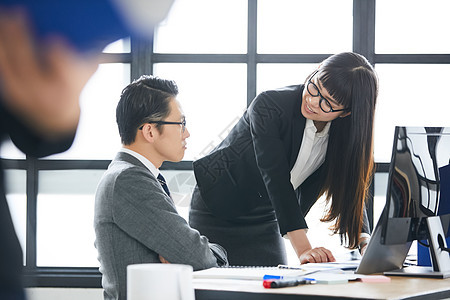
[94,75,228,300]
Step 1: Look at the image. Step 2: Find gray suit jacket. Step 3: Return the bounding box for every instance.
[94,152,227,300]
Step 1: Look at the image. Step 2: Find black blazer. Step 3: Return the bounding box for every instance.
[193,84,327,235]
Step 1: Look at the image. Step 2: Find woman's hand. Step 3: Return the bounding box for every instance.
[298,247,336,264]
[359,244,368,256]
[286,228,336,264]
[358,236,370,256]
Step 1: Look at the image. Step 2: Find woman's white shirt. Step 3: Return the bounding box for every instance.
[290,119,331,190]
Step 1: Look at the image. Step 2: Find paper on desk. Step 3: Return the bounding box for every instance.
[280,260,360,272]
[277,261,361,284]
[193,267,311,281]
[305,272,358,284]
[305,272,391,284]
[302,261,359,271]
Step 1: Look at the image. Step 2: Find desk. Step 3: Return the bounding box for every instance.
[193,276,450,300]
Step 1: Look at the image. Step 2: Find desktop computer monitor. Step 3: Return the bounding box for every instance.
[356,126,450,278]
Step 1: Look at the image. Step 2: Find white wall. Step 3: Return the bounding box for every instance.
[26,288,103,300]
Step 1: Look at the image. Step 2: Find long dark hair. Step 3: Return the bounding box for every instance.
[315,52,378,249]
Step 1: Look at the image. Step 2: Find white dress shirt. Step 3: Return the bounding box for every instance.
[290,119,331,190]
[120,147,160,179]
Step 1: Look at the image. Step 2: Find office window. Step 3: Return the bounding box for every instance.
[5,170,27,263]
[0,140,25,159]
[257,0,352,54]
[153,0,247,54]
[373,64,450,162]
[373,173,388,224]
[103,38,131,53]
[257,63,316,94]
[49,63,130,160]
[36,170,104,267]
[376,0,450,54]
[162,170,197,220]
[153,63,247,160]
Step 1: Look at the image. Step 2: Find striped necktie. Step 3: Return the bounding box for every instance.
[157,173,171,197]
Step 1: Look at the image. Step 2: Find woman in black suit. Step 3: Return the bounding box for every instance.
[189,52,378,266]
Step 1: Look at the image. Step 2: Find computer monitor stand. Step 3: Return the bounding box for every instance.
[384,216,450,278]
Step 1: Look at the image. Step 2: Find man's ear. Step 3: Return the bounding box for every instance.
[140,123,156,143]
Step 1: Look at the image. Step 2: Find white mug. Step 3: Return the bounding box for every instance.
[127,263,195,300]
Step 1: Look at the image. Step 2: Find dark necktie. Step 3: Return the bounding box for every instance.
[157,173,171,197]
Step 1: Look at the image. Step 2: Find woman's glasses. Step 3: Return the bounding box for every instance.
[306,70,349,113]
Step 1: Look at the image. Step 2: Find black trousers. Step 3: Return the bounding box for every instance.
[189,186,287,266]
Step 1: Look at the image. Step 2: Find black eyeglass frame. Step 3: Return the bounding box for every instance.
[306,70,349,113]
[139,118,186,132]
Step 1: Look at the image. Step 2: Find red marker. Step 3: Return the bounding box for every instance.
[263,278,316,288]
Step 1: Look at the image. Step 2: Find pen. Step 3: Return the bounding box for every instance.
[263,275,290,280]
[263,274,315,280]
[277,264,305,270]
[263,278,316,288]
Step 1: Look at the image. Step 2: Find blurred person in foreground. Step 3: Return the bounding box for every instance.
[0,1,175,298]
[0,10,99,300]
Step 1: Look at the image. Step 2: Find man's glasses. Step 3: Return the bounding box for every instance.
[306,70,349,113]
[139,117,187,133]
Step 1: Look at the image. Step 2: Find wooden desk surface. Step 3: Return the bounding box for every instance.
[193,276,450,300]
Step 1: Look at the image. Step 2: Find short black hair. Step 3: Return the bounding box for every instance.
[116,75,178,145]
